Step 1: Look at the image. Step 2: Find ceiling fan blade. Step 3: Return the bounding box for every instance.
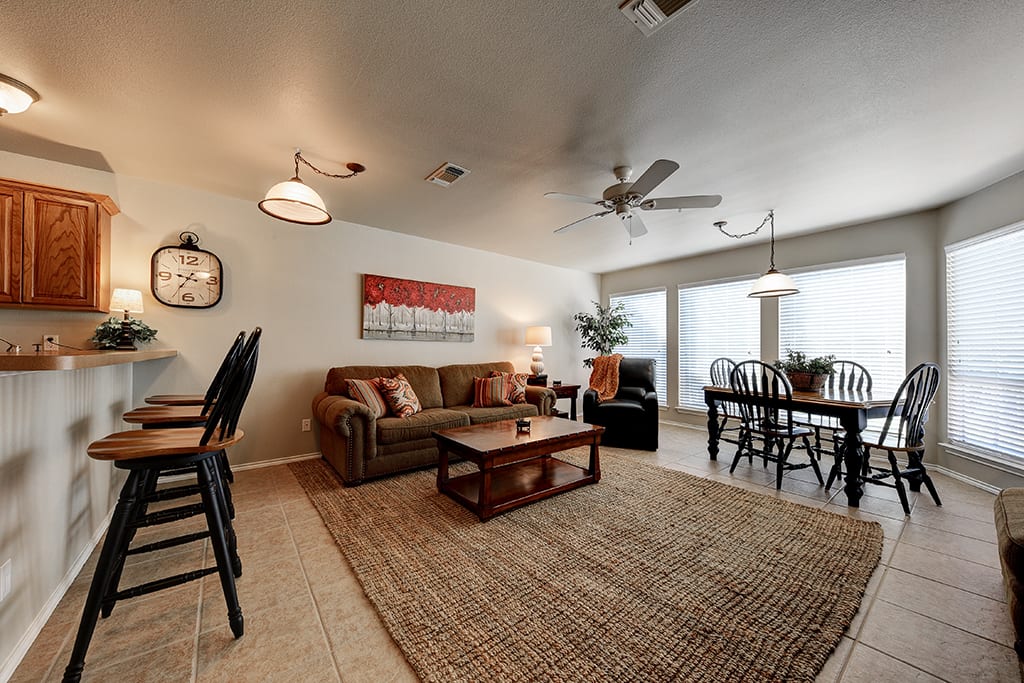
[544,192,604,205]
[553,210,613,234]
[627,159,680,199]
[640,194,723,210]
[624,212,648,238]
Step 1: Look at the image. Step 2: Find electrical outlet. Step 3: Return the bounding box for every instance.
[301,418,312,432]
[42,334,60,351]
[0,558,11,603]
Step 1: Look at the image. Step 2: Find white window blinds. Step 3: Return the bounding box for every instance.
[779,258,906,397]
[677,279,760,409]
[946,223,1024,461]
[610,289,667,403]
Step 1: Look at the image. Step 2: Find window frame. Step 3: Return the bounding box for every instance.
[609,287,668,406]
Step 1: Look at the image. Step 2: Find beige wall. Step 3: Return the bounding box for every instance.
[0,150,599,675]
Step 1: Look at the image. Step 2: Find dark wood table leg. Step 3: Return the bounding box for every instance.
[569,390,578,421]
[478,457,492,521]
[589,438,601,482]
[705,393,721,461]
[436,443,450,489]
[840,411,866,507]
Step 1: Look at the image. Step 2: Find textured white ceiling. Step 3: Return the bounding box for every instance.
[2,1,1023,273]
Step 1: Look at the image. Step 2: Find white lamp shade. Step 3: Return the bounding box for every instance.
[748,270,799,298]
[258,178,332,225]
[110,288,144,313]
[0,74,39,115]
[524,326,552,347]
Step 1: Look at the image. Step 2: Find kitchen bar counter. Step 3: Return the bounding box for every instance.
[0,348,176,372]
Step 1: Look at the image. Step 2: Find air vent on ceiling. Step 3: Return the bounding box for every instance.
[619,0,698,36]
[425,162,470,187]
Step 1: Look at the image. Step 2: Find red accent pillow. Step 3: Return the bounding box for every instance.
[490,371,529,404]
[473,375,512,407]
[378,373,422,418]
[346,378,388,418]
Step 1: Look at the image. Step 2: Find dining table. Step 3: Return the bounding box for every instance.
[703,384,893,507]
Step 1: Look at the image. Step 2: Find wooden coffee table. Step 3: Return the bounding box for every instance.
[433,416,604,521]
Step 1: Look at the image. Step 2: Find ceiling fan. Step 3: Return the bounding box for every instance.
[545,159,722,238]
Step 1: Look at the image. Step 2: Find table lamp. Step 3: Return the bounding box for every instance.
[110,288,145,350]
[524,326,552,376]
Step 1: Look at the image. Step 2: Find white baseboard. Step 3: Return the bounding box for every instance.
[0,508,115,683]
[230,452,321,471]
[931,464,1002,495]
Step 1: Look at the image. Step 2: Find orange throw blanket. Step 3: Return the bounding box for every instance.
[589,354,623,402]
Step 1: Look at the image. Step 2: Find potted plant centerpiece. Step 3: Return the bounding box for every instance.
[774,350,836,392]
[573,301,632,368]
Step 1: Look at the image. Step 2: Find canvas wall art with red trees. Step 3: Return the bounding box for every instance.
[362,274,475,342]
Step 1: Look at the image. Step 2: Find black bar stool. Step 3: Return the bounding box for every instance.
[144,330,245,406]
[62,328,260,683]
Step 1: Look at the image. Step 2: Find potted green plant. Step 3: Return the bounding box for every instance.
[774,349,836,392]
[90,317,158,349]
[573,301,632,368]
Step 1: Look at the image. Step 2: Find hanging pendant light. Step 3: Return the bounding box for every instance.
[259,149,365,225]
[748,210,798,298]
[715,210,799,298]
[0,73,40,116]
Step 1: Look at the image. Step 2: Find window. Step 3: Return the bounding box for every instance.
[778,257,906,396]
[677,278,760,409]
[610,289,667,403]
[946,223,1024,461]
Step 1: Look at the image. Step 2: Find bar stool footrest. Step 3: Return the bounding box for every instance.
[135,503,205,528]
[111,567,218,604]
[126,531,210,556]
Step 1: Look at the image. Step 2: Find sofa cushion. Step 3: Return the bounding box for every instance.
[325,365,443,409]
[376,408,470,445]
[346,378,388,418]
[452,403,538,425]
[491,370,529,404]
[438,361,516,408]
[473,376,512,407]
[379,373,422,417]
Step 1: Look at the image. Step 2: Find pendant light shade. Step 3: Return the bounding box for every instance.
[258,177,331,225]
[259,150,365,226]
[0,73,40,116]
[749,269,799,298]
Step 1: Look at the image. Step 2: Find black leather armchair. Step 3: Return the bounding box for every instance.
[583,357,659,451]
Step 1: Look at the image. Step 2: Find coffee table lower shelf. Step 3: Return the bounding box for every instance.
[440,457,595,520]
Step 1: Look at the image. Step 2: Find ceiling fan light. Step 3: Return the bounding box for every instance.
[0,73,40,115]
[748,269,799,298]
[258,177,332,225]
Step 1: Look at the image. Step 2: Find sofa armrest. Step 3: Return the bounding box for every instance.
[642,390,660,414]
[525,385,557,415]
[583,388,599,415]
[312,391,377,485]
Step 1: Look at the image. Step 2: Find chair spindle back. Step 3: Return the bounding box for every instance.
[875,362,940,449]
[201,328,262,446]
[730,360,796,433]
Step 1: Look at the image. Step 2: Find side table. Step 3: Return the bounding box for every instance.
[550,383,581,421]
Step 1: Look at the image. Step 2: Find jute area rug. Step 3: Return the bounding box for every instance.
[290,449,882,683]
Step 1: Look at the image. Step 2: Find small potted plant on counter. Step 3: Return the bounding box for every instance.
[90,317,158,350]
[774,349,835,392]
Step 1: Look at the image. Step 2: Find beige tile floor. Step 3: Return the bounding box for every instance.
[11,423,1019,682]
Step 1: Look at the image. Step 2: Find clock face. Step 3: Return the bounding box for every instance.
[151,246,223,308]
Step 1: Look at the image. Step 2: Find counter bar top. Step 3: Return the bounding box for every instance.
[0,348,177,371]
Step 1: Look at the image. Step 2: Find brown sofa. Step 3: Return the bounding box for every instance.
[994,488,1024,671]
[312,361,556,485]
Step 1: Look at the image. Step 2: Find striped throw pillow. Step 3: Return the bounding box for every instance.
[473,375,512,407]
[346,378,388,418]
[378,373,422,418]
[490,371,529,404]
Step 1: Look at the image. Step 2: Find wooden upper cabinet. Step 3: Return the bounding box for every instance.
[0,178,116,312]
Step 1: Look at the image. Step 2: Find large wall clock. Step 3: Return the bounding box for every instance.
[151,231,223,308]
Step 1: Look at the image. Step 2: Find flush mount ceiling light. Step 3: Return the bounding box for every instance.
[0,73,40,116]
[715,210,799,298]
[258,149,366,225]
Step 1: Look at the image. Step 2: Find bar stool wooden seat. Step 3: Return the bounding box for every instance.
[144,330,245,406]
[123,403,209,428]
[62,329,260,683]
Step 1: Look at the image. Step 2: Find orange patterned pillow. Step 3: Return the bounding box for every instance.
[378,373,422,418]
[346,378,388,418]
[490,370,529,404]
[473,375,512,407]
